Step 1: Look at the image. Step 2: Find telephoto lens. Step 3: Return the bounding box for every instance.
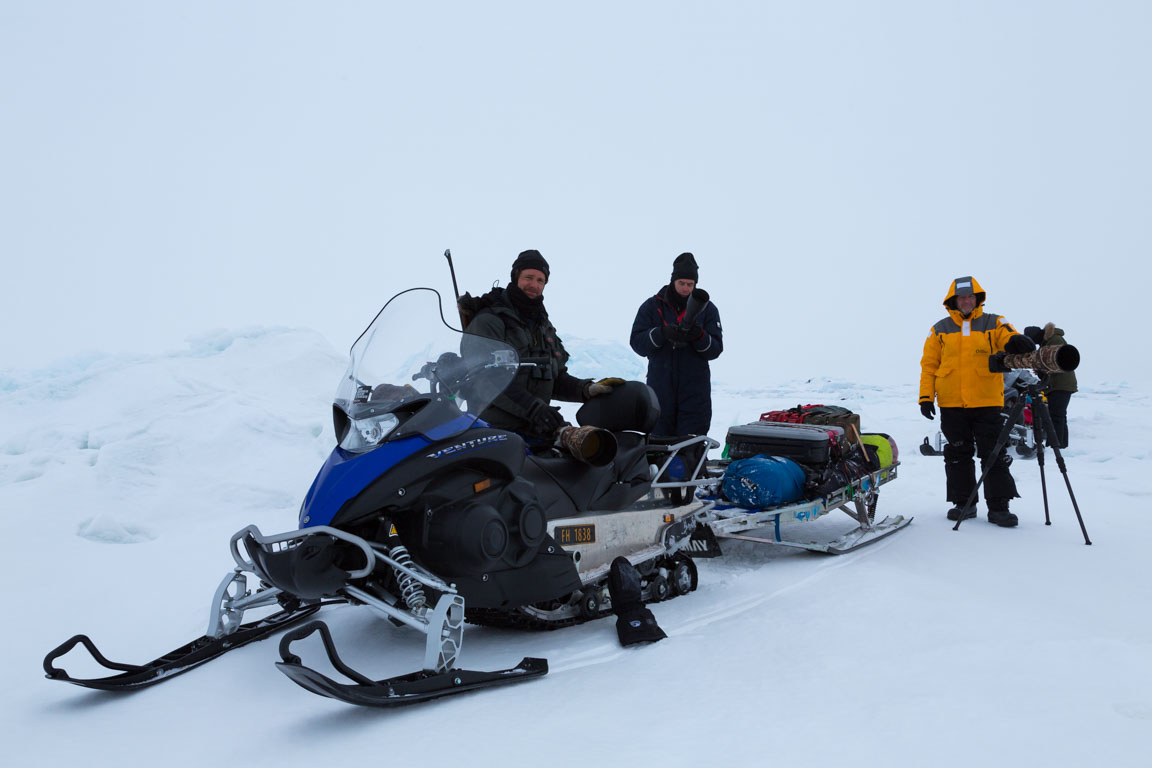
[990,344,1079,374]
[557,425,618,466]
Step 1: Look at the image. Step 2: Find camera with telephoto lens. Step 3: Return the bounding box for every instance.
[989,344,1080,374]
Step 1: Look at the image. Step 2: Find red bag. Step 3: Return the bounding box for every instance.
[759,404,821,424]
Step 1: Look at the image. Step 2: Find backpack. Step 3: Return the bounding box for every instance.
[761,404,861,438]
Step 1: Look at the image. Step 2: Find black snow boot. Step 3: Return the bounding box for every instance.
[987,500,1018,528]
[947,505,977,521]
[608,556,666,647]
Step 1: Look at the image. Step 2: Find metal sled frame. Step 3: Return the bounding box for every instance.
[703,463,911,554]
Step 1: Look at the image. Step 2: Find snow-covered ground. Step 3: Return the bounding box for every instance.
[5,2,1150,765]
[3,330,1149,767]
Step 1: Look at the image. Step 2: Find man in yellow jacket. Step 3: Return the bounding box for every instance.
[919,276,1036,527]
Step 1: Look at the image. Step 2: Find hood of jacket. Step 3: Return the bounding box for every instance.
[942,276,986,319]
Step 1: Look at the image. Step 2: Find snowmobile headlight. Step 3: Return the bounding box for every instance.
[339,412,400,453]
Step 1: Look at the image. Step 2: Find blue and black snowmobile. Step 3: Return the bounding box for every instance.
[44,287,718,706]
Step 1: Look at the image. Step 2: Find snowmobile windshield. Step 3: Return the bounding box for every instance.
[333,287,519,452]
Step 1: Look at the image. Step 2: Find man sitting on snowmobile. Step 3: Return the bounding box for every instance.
[918,276,1036,527]
[460,250,621,444]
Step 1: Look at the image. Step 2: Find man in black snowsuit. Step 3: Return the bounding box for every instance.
[629,253,723,436]
[461,250,618,443]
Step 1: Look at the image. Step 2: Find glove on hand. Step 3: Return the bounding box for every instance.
[1004,334,1037,354]
[662,324,695,344]
[526,398,566,436]
[920,401,936,420]
[584,377,626,398]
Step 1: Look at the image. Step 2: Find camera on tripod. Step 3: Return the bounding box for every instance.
[964,342,1091,544]
[989,344,1080,375]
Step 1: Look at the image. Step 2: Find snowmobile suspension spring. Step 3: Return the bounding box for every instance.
[389,544,427,610]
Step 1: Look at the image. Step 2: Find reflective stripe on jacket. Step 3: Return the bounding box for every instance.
[919,307,1019,409]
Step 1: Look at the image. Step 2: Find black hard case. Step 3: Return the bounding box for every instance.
[725,422,845,465]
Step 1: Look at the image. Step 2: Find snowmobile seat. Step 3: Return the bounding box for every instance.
[524,430,653,519]
[608,431,652,485]
[523,456,615,520]
[575,381,660,433]
[591,431,654,510]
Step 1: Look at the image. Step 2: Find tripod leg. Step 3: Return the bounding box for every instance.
[1031,397,1052,525]
[953,399,1025,531]
[1033,394,1092,545]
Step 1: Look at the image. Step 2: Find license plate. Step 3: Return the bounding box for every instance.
[554,524,596,546]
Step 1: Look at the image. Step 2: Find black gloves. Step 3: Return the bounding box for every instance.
[661,325,683,344]
[1005,334,1037,354]
[661,324,703,345]
[920,401,936,420]
[526,398,566,437]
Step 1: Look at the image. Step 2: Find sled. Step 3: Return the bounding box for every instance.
[699,462,910,555]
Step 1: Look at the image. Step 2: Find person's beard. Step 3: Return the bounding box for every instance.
[508,282,546,318]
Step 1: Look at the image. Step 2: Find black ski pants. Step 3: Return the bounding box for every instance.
[940,406,1019,510]
[1043,390,1072,449]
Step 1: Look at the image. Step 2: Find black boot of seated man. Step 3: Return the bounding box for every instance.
[608,556,666,647]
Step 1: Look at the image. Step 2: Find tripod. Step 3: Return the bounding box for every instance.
[952,378,1092,544]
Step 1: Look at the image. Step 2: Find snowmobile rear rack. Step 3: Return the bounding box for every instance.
[275,620,547,707]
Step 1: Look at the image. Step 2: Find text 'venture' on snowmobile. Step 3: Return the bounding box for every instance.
[44,287,719,707]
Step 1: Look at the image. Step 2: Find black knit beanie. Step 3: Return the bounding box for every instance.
[671,252,699,283]
[511,249,550,283]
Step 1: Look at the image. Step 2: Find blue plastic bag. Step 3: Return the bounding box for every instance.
[721,455,806,509]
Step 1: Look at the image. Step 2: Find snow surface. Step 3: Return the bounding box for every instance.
[3,327,1150,767]
[4,2,1152,765]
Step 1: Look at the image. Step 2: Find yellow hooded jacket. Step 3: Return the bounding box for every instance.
[919,277,1019,409]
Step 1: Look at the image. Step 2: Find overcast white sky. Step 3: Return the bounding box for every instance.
[3,1,1149,385]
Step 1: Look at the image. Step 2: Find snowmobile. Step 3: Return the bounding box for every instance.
[44,287,718,707]
[920,371,1039,459]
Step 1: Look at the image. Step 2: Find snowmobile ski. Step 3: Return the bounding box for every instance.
[44,602,321,691]
[275,620,547,707]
